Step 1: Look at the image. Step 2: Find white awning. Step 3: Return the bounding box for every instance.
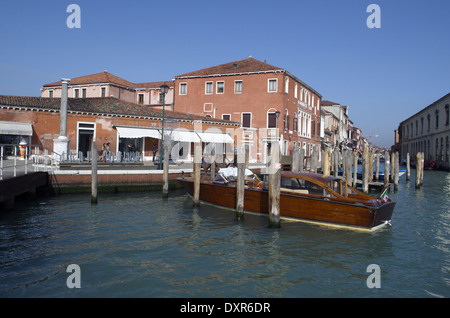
[169,130,201,143]
[197,132,234,144]
[0,121,33,136]
[116,126,161,139]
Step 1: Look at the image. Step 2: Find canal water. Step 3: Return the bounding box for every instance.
[0,171,448,298]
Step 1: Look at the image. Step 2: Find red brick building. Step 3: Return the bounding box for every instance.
[0,95,238,162]
[173,57,322,162]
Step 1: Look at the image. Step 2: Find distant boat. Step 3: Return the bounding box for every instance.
[178,168,395,231]
[424,161,438,170]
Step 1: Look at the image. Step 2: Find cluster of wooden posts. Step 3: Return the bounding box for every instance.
[89,140,424,229]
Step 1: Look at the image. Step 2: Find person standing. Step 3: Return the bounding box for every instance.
[152,144,157,162]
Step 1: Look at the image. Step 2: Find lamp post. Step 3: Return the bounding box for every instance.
[159,84,169,170]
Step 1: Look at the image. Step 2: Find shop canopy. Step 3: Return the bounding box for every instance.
[116,126,161,139]
[196,132,234,144]
[115,126,234,144]
[0,121,33,136]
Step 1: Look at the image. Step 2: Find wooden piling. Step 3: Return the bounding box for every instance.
[362,147,369,193]
[406,153,410,181]
[394,151,399,191]
[323,147,330,177]
[345,150,352,184]
[369,151,374,182]
[236,145,245,220]
[299,147,304,172]
[375,152,380,181]
[91,141,98,204]
[390,152,395,182]
[384,151,390,187]
[415,152,422,188]
[333,148,339,177]
[310,147,318,173]
[268,142,281,228]
[353,151,358,188]
[193,142,202,207]
[292,145,300,172]
[210,143,216,180]
[421,152,424,184]
[162,139,169,198]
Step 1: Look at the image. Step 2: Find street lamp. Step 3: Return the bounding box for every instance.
[159,84,169,170]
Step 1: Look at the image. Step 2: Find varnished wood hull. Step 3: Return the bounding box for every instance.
[178,178,395,230]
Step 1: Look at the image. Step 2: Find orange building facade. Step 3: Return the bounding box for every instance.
[173,57,322,162]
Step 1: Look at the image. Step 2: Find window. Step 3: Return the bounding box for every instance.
[294,83,298,99]
[48,90,53,98]
[74,88,79,98]
[435,110,439,129]
[159,93,164,104]
[445,105,449,126]
[415,120,418,136]
[285,77,289,94]
[205,82,213,94]
[284,110,289,130]
[421,117,424,134]
[82,88,87,98]
[138,93,144,104]
[267,112,277,128]
[216,81,224,94]
[234,80,242,93]
[222,114,231,121]
[268,79,277,92]
[427,114,431,132]
[242,113,251,128]
[179,83,187,95]
[101,87,106,97]
[293,113,298,132]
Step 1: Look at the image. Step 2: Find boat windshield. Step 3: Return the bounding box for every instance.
[280,177,336,198]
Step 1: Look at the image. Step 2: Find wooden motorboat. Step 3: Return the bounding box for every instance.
[178,168,395,231]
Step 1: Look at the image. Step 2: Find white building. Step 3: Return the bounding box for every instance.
[397,92,450,168]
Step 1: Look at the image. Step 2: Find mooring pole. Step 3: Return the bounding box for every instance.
[323,147,330,177]
[362,147,369,193]
[91,141,98,204]
[236,145,245,220]
[384,151,390,188]
[193,142,202,207]
[415,152,422,188]
[394,151,399,191]
[268,142,281,228]
[353,151,358,188]
[162,139,169,198]
[292,145,299,172]
[375,152,380,181]
[406,153,410,181]
[299,147,304,172]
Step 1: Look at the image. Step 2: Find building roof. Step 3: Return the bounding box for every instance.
[0,95,239,125]
[321,100,340,106]
[174,57,284,78]
[43,71,136,88]
[135,81,174,90]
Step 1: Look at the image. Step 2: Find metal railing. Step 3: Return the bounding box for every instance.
[0,144,60,180]
[62,150,143,163]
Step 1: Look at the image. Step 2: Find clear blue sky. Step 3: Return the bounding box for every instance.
[1,0,449,148]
